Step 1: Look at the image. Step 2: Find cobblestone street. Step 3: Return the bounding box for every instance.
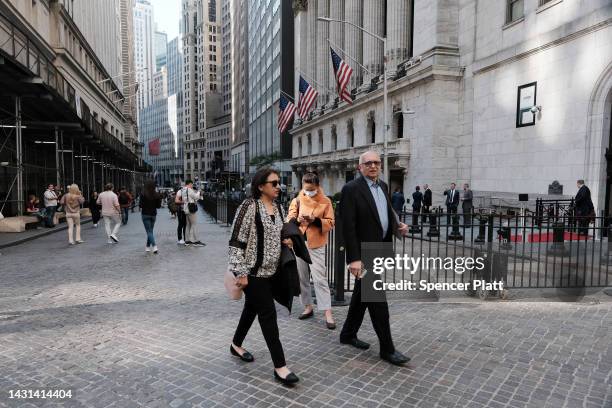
[0,210,611,408]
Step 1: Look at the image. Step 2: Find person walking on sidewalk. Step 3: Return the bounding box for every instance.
[229,167,299,385]
[89,191,101,227]
[60,184,85,245]
[97,183,121,244]
[43,184,58,228]
[180,180,205,247]
[287,172,336,330]
[140,180,162,254]
[174,187,187,245]
[339,150,411,366]
[118,187,133,225]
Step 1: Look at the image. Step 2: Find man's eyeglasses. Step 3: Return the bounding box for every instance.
[361,161,381,168]
[264,180,280,187]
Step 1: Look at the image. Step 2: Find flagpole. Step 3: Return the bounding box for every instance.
[327,39,372,75]
[296,69,337,95]
[280,90,295,102]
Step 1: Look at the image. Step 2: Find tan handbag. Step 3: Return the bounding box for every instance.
[224,267,243,300]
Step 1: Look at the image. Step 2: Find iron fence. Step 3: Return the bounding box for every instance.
[325,208,611,301]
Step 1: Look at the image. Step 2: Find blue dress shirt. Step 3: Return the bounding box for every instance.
[366,177,389,239]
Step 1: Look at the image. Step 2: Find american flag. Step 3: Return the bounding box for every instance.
[330,47,353,104]
[277,94,296,133]
[297,76,318,119]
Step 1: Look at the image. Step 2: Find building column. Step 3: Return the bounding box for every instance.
[386,0,412,74]
[362,0,385,86]
[306,0,318,99]
[316,0,330,106]
[329,0,344,100]
[344,0,363,91]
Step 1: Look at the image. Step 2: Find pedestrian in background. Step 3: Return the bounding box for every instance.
[175,186,187,245]
[575,179,594,235]
[287,172,336,330]
[43,183,58,228]
[97,183,121,244]
[391,188,405,220]
[412,186,423,229]
[444,183,460,224]
[229,167,299,385]
[118,187,133,225]
[60,184,85,245]
[180,180,205,247]
[89,191,101,227]
[422,183,432,224]
[140,180,162,254]
[462,183,473,227]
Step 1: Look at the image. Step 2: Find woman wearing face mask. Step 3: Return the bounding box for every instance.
[287,172,336,329]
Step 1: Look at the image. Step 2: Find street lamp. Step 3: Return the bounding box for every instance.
[317,17,390,186]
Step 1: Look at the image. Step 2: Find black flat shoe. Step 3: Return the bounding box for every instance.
[380,350,410,365]
[298,310,313,320]
[274,370,299,385]
[340,337,370,350]
[230,344,254,362]
[326,321,336,330]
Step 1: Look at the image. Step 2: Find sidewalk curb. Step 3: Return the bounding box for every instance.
[0,218,93,250]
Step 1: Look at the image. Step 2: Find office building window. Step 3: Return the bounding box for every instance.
[506,0,524,24]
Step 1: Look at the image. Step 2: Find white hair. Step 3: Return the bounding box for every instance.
[359,150,381,164]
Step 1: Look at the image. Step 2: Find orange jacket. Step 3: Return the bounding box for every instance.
[287,187,335,249]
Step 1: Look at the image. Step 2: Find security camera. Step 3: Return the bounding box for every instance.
[530,105,541,114]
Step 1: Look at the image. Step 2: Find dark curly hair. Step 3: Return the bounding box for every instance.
[251,167,280,199]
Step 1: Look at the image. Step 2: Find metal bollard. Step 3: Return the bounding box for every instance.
[475,216,487,243]
[448,213,463,241]
[427,207,440,237]
[547,222,569,256]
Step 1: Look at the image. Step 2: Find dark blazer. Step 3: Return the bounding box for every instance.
[339,176,398,264]
[412,191,423,210]
[423,188,432,207]
[445,189,460,209]
[575,185,594,216]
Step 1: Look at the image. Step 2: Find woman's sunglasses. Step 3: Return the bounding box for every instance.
[264,180,280,187]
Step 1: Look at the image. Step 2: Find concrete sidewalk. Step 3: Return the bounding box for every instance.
[0,217,92,250]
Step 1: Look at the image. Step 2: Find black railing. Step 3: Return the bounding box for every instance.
[325,208,611,301]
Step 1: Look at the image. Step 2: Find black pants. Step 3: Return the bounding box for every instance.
[422,206,430,224]
[462,206,472,226]
[177,210,186,240]
[233,276,286,368]
[91,210,101,225]
[446,206,457,225]
[340,279,395,354]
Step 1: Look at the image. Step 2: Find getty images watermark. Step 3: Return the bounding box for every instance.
[359,243,506,302]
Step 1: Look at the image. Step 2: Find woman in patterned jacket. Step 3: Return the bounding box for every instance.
[228,167,299,385]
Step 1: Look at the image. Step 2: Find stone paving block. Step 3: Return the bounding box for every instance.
[0,213,610,408]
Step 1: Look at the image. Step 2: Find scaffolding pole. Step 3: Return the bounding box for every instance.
[15,96,23,215]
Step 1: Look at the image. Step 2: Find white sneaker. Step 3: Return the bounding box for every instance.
[93,224,98,228]
[177,239,185,245]
[152,246,158,254]
[110,234,119,243]
[107,239,114,244]
[145,246,151,252]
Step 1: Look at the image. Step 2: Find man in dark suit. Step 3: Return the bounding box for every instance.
[422,184,432,224]
[339,151,410,365]
[444,183,460,224]
[461,183,473,227]
[575,179,594,235]
[411,186,423,229]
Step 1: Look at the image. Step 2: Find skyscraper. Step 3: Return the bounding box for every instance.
[247,0,294,183]
[230,0,249,177]
[154,30,168,72]
[133,0,155,112]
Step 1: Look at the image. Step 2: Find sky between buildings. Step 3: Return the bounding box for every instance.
[150,0,180,39]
